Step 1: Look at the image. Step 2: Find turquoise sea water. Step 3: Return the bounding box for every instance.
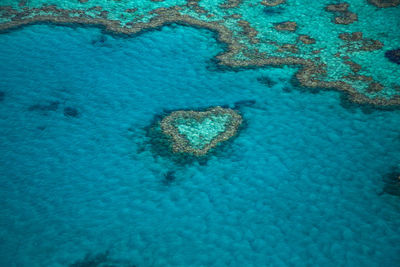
[0,24,399,266]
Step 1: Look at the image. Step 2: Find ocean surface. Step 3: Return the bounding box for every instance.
[0,24,399,266]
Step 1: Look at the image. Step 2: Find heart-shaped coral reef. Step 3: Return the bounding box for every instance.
[160,106,242,156]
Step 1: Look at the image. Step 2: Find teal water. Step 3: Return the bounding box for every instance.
[0,24,399,266]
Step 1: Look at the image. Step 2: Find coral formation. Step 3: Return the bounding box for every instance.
[385,48,400,65]
[220,0,243,9]
[69,251,135,267]
[64,107,79,118]
[368,0,400,7]
[273,21,297,32]
[339,32,383,52]
[297,35,316,45]
[381,170,400,197]
[160,106,242,156]
[325,2,358,25]
[28,101,59,112]
[261,0,286,7]
[0,0,399,106]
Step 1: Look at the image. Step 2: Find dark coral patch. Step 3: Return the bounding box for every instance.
[339,32,383,52]
[28,101,59,112]
[233,99,256,109]
[163,170,176,185]
[219,0,242,9]
[69,251,136,267]
[238,20,259,44]
[263,6,284,15]
[273,21,297,32]
[334,11,358,25]
[380,170,400,197]
[343,60,362,72]
[297,35,316,45]
[366,82,384,93]
[257,76,277,87]
[368,0,400,7]
[325,3,349,12]
[261,0,286,6]
[18,0,27,7]
[70,251,108,267]
[277,43,299,53]
[64,107,79,117]
[339,32,363,41]
[325,3,358,25]
[385,48,400,65]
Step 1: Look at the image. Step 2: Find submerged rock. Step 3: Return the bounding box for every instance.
[64,107,79,117]
[385,48,400,65]
[298,35,316,45]
[325,3,358,25]
[261,0,286,7]
[381,171,400,197]
[273,21,297,32]
[28,101,59,112]
[160,106,242,156]
[163,170,176,185]
[368,0,400,8]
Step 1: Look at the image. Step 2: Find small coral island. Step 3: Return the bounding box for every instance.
[160,106,242,156]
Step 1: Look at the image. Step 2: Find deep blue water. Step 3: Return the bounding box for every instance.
[0,24,399,266]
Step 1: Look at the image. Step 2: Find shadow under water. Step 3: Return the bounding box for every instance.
[380,169,400,197]
[263,7,285,15]
[69,251,136,267]
[163,170,176,185]
[28,101,59,112]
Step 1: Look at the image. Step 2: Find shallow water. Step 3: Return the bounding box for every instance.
[0,24,399,266]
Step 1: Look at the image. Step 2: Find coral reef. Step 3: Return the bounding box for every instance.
[368,0,400,7]
[385,48,400,65]
[64,107,80,118]
[220,0,243,9]
[261,0,286,7]
[273,21,297,32]
[0,0,399,106]
[339,32,383,52]
[325,2,358,25]
[69,251,136,267]
[160,106,242,156]
[28,101,59,112]
[381,170,400,197]
[297,35,316,45]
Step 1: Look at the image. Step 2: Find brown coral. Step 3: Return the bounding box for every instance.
[298,35,316,45]
[325,3,358,25]
[368,0,400,7]
[273,21,297,32]
[261,0,286,7]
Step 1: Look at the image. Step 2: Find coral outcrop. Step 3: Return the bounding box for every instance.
[160,107,242,156]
